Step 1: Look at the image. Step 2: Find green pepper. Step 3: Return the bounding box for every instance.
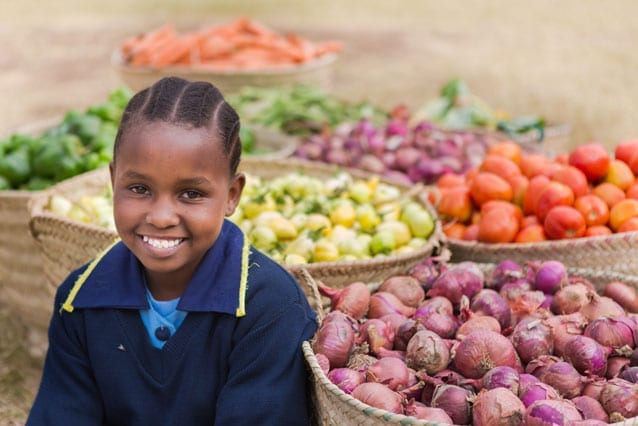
[22,176,54,191]
[108,87,133,110]
[63,111,102,146]
[0,145,31,187]
[83,150,111,171]
[0,175,10,190]
[31,133,85,180]
[87,122,118,153]
[87,103,123,123]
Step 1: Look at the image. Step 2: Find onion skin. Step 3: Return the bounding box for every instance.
[327,368,365,394]
[415,310,459,339]
[488,259,523,291]
[524,399,583,425]
[394,319,426,351]
[351,382,405,414]
[358,318,394,355]
[511,316,554,364]
[414,296,454,317]
[409,257,442,290]
[518,373,540,394]
[606,356,630,379]
[406,330,450,374]
[366,357,410,391]
[404,402,454,423]
[584,316,637,349]
[427,261,484,305]
[456,314,501,340]
[599,378,638,420]
[579,293,626,321]
[453,330,520,379]
[472,388,525,426]
[620,366,638,383]
[519,382,561,408]
[582,378,607,400]
[317,280,371,320]
[378,275,425,308]
[315,353,330,375]
[481,366,520,395]
[563,335,609,377]
[544,312,587,357]
[312,311,356,368]
[571,395,609,422]
[347,353,377,373]
[551,283,590,314]
[604,281,638,313]
[471,289,512,330]
[430,384,474,425]
[537,361,585,399]
[368,291,416,318]
[534,260,568,294]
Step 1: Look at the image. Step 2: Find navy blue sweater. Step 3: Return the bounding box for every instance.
[27,221,318,425]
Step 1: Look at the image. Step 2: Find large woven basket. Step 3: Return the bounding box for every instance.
[448,231,638,276]
[29,157,444,303]
[296,265,638,426]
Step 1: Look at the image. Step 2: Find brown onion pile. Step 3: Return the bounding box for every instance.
[311,258,638,424]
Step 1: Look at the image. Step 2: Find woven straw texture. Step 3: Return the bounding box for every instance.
[28,157,444,312]
[448,231,638,275]
[297,265,638,426]
[111,49,338,94]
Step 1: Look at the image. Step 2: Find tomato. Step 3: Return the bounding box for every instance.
[461,223,480,241]
[627,182,638,200]
[604,159,635,191]
[523,175,551,216]
[614,139,638,175]
[515,224,547,243]
[568,142,611,183]
[443,222,466,239]
[521,215,540,228]
[481,200,523,222]
[437,186,473,223]
[478,208,520,243]
[543,206,586,239]
[592,182,626,208]
[437,173,466,190]
[487,140,523,164]
[551,165,589,198]
[464,167,480,187]
[555,153,569,165]
[469,172,513,207]
[520,153,552,178]
[510,174,530,208]
[535,181,575,222]
[480,154,522,184]
[585,225,612,237]
[609,198,638,231]
[573,194,610,227]
[618,217,638,233]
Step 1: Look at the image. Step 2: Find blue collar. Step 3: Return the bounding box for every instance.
[62,220,250,316]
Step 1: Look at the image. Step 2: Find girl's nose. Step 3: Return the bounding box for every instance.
[145,197,180,228]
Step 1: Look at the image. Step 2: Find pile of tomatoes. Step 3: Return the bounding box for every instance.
[432,139,638,243]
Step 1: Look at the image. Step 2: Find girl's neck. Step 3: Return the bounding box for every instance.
[144,270,190,301]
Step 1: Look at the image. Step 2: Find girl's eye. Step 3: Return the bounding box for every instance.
[129,185,148,195]
[182,190,202,200]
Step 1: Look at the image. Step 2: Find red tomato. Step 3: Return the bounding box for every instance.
[535,181,575,222]
[593,182,626,208]
[462,223,480,241]
[573,194,610,227]
[609,199,638,231]
[478,208,520,243]
[585,225,612,237]
[568,142,611,183]
[443,222,466,239]
[627,182,638,200]
[520,153,552,179]
[438,186,473,223]
[469,172,513,207]
[515,224,547,243]
[618,217,638,233]
[480,154,522,184]
[544,206,587,239]
[551,165,589,198]
[523,175,551,216]
[614,139,638,175]
[487,140,523,164]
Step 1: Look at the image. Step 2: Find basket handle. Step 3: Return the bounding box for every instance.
[296,267,325,323]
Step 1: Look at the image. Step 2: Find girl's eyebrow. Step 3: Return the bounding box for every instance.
[121,170,210,185]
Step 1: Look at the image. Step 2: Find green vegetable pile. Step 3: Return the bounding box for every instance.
[0,88,132,191]
[227,84,388,136]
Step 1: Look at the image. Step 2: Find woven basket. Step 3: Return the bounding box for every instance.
[111,48,338,94]
[29,157,444,301]
[448,231,638,276]
[296,265,638,426]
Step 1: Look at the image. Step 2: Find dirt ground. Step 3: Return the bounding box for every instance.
[2,0,638,423]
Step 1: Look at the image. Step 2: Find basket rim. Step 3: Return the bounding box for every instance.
[111,48,339,77]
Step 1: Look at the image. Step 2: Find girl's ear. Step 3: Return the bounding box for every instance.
[225,173,246,216]
[109,161,116,188]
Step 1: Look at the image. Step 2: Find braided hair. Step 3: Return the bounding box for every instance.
[113,77,242,175]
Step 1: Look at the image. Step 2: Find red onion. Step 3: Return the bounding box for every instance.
[582,378,607,400]
[584,316,636,350]
[604,280,638,313]
[471,289,512,330]
[405,330,450,374]
[570,420,608,426]
[394,319,426,351]
[409,257,442,290]
[551,283,590,314]
[525,354,561,378]
[544,312,587,357]
[563,335,609,377]
[481,366,520,394]
[453,330,520,379]
[519,373,540,394]
[414,309,458,339]
[511,316,554,364]
[524,399,583,425]
[315,353,330,375]
[414,296,454,317]
[487,259,523,291]
[632,347,638,366]
[534,260,568,294]
[317,280,371,320]
[379,313,409,337]
[599,378,638,420]
[351,382,405,414]
[347,353,377,373]
[571,395,609,422]
[427,261,484,305]
[378,275,425,308]
[366,357,410,391]
[357,153,386,174]
[368,291,416,318]
[508,290,547,325]
[312,311,356,368]
[606,356,630,379]
[400,368,423,401]
[620,366,638,383]
[537,361,585,398]
[499,278,533,302]
[375,347,406,361]
[456,312,501,340]
[519,382,561,407]
[430,384,473,425]
[358,318,395,355]
[472,388,525,426]
[327,368,365,394]
[580,293,626,321]
[404,402,454,423]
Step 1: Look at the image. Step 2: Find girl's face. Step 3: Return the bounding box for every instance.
[110,121,244,295]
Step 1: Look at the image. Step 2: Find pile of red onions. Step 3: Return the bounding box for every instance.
[311,258,638,424]
[292,111,502,185]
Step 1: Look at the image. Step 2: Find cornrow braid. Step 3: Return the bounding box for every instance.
[113,76,242,175]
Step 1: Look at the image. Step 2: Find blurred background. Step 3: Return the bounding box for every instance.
[2,0,638,422]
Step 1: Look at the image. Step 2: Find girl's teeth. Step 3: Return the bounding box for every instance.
[142,236,182,249]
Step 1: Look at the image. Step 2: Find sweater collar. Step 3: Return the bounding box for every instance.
[62,220,250,317]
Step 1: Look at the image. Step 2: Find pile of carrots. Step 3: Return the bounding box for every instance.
[119,18,343,71]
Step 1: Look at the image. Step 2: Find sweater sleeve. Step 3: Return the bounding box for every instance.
[214,290,318,425]
[27,273,105,425]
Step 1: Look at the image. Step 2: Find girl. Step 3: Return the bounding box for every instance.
[28,77,318,425]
